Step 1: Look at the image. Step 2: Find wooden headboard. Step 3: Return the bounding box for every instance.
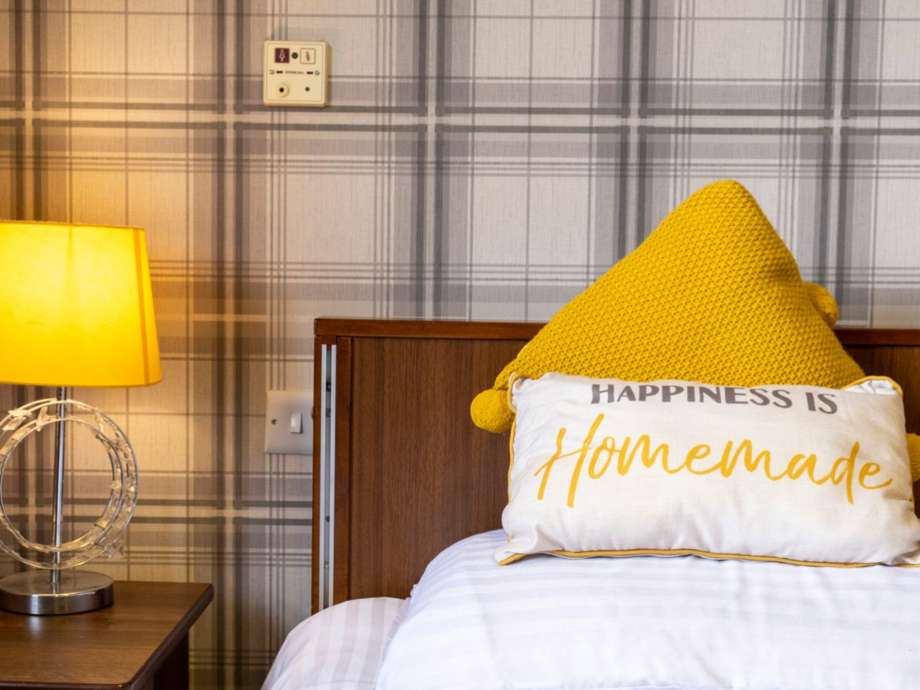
[311,319,920,612]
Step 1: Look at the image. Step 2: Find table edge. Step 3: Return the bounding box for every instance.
[0,582,214,690]
[126,582,213,690]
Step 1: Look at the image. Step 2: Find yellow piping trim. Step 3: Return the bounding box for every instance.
[844,375,903,396]
[498,548,920,569]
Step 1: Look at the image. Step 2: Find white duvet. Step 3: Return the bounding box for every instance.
[376,530,920,690]
[264,597,405,690]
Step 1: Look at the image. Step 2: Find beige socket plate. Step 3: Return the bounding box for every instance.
[263,40,329,107]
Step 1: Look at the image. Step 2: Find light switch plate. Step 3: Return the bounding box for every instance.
[263,40,329,107]
[265,390,313,455]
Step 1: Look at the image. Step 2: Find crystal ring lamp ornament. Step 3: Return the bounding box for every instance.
[0,400,138,569]
[0,221,161,616]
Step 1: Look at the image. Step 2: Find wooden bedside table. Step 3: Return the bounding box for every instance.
[0,581,213,690]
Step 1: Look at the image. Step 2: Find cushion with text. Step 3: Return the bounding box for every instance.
[499,373,920,567]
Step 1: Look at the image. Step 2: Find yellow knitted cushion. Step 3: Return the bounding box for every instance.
[470,180,920,482]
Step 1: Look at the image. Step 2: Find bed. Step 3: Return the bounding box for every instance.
[264,319,920,690]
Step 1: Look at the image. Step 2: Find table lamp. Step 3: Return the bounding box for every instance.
[0,220,160,615]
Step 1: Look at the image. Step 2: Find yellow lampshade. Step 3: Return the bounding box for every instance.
[0,221,161,387]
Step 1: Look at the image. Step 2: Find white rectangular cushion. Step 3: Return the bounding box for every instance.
[377,530,920,690]
[499,374,920,566]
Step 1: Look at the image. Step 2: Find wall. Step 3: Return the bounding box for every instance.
[1,1,918,687]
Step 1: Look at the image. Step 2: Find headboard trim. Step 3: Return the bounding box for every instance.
[315,318,920,346]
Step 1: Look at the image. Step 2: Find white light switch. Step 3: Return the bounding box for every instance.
[265,390,313,455]
[263,40,329,107]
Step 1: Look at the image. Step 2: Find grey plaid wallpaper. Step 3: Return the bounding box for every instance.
[1,1,919,688]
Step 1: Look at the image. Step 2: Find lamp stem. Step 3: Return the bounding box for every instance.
[50,386,68,590]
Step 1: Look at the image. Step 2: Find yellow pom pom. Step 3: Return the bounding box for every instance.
[470,388,514,433]
[804,282,839,327]
[907,433,920,483]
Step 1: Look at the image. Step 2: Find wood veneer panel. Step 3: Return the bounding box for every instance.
[838,329,920,347]
[316,318,542,340]
[345,336,524,600]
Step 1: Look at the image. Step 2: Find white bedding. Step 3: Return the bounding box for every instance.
[377,530,920,690]
[263,597,404,690]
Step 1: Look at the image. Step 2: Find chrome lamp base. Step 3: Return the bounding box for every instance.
[0,570,113,615]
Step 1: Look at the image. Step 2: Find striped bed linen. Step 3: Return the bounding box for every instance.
[377,530,920,690]
[263,596,404,690]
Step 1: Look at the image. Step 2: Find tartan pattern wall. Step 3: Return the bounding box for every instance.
[1,0,919,687]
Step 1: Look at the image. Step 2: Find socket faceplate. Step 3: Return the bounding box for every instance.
[263,41,329,107]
